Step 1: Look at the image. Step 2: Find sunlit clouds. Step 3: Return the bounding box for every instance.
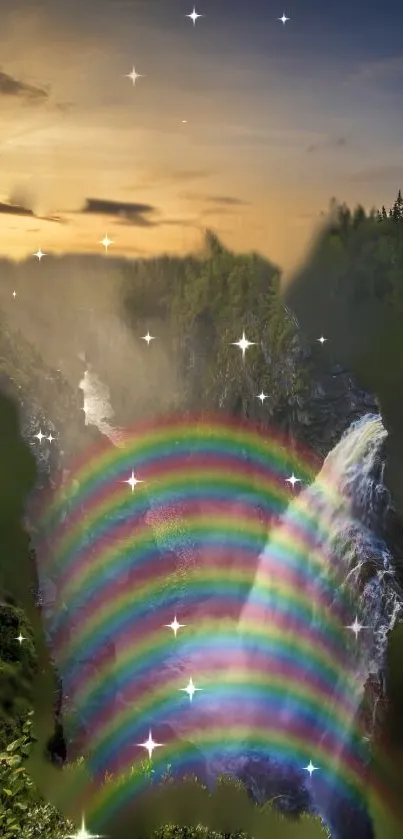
[0,0,402,268]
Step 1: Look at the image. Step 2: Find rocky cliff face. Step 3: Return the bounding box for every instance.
[271,342,379,457]
[185,312,379,461]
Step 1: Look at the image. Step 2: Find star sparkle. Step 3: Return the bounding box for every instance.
[100,233,113,252]
[317,336,327,344]
[137,730,163,759]
[285,472,301,488]
[12,290,16,298]
[231,331,257,359]
[125,67,144,86]
[15,632,26,644]
[256,390,268,403]
[47,433,54,443]
[66,815,106,839]
[179,677,202,702]
[141,332,155,344]
[345,615,368,640]
[123,470,143,492]
[278,13,290,25]
[304,760,319,777]
[186,7,203,26]
[165,616,186,637]
[33,249,46,261]
[34,429,45,443]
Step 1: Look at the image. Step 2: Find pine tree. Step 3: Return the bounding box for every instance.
[391,189,403,221]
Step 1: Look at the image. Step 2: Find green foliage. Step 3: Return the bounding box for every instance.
[0,711,331,839]
[121,229,307,415]
[0,601,37,752]
[327,192,403,312]
[0,712,74,838]
[5,201,403,836]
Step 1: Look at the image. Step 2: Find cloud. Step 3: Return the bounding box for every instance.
[348,55,403,85]
[0,70,48,103]
[205,195,250,206]
[346,164,403,184]
[197,196,250,220]
[179,191,249,209]
[0,183,65,225]
[0,201,35,218]
[77,196,196,230]
[80,197,158,226]
[306,136,347,154]
[126,169,215,192]
[0,187,67,224]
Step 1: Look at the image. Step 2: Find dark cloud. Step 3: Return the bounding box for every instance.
[78,197,200,230]
[0,188,67,224]
[0,70,48,103]
[306,136,347,153]
[179,191,250,213]
[41,215,68,224]
[80,197,158,226]
[206,195,250,206]
[0,201,35,218]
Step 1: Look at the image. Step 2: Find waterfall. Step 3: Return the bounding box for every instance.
[232,414,402,838]
[78,363,125,446]
[32,412,403,839]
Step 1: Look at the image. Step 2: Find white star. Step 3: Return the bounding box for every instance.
[123,470,143,493]
[12,290,16,298]
[15,632,26,644]
[345,616,368,640]
[231,331,257,359]
[125,67,144,86]
[66,815,106,839]
[100,233,113,252]
[186,7,203,25]
[137,730,163,759]
[179,677,202,702]
[34,429,45,443]
[317,336,327,344]
[47,433,54,443]
[285,473,300,488]
[304,760,319,777]
[256,391,268,404]
[141,332,155,344]
[165,616,186,637]
[278,13,290,24]
[33,249,46,261]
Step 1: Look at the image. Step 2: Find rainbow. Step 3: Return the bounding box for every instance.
[30,414,391,832]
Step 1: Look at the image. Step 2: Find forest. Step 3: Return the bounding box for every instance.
[2,192,403,838]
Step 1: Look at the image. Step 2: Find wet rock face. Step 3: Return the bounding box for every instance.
[268,341,379,457]
[184,308,379,461]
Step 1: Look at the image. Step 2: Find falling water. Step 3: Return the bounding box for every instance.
[79,363,124,445]
[31,413,403,839]
[232,414,402,838]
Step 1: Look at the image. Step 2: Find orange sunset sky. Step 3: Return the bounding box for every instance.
[1,0,403,270]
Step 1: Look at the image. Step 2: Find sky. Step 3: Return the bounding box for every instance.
[1,0,403,269]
